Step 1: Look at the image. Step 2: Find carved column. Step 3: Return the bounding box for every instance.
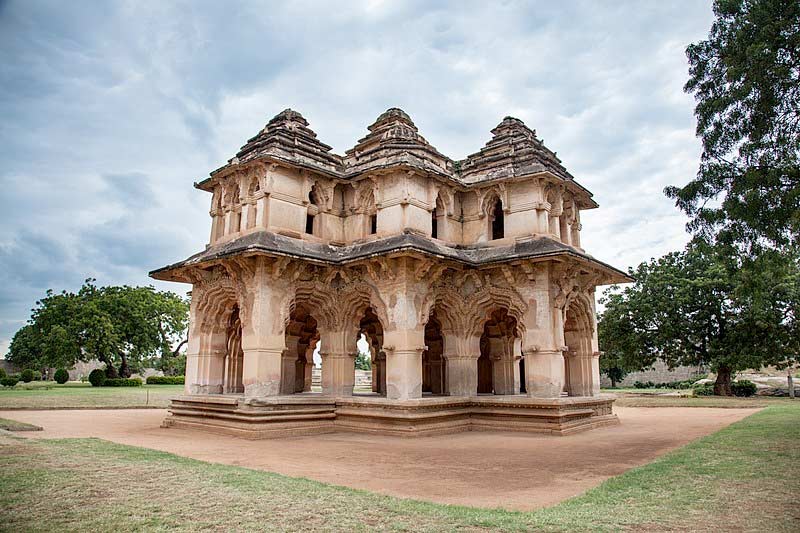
[384,328,425,400]
[281,335,300,394]
[442,331,480,397]
[319,328,357,396]
[241,260,291,398]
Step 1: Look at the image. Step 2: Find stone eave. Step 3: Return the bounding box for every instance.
[150,230,631,285]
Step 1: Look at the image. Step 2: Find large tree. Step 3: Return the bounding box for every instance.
[599,241,799,395]
[665,0,800,248]
[6,280,189,377]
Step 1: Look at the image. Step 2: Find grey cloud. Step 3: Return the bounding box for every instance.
[0,0,715,351]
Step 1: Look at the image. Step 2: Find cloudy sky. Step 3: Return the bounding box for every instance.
[0,0,714,354]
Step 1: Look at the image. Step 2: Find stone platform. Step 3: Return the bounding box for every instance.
[163,394,618,439]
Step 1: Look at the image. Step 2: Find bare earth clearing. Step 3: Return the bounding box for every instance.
[1,406,756,510]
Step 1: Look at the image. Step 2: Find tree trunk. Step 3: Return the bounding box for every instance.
[104,360,119,379]
[611,377,618,388]
[714,365,732,396]
[118,353,131,378]
[788,368,795,399]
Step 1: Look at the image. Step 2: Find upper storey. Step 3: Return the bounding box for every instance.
[196,108,597,251]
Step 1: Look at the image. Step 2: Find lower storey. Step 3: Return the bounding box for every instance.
[163,394,617,438]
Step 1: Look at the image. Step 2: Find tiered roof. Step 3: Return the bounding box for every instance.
[202,108,586,195]
[458,116,573,183]
[343,108,451,176]
[227,109,341,177]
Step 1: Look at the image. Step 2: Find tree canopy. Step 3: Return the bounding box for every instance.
[665,0,800,248]
[6,279,189,377]
[599,242,799,394]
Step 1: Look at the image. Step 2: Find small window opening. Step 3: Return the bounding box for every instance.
[491,200,504,240]
[431,211,438,239]
[306,214,315,235]
[369,214,378,235]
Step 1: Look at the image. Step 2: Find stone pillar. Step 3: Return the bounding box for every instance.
[384,328,425,400]
[303,345,315,392]
[240,203,252,230]
[490,338,516,395]
[280,335,300,394]
[255,195,268,228]
[442,332,480,397]
[319,328,357,396]
[241,265,291,398]
[524,349,565,397]
[242,337,284,397]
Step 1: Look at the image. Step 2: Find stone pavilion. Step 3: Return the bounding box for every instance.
[151,108,631,437]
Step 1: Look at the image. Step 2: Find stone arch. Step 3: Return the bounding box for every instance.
[477,307,521,395]
[431,192,446,239]
[563,293,596,396]
[192,276,242,394]
[282,302,320,394]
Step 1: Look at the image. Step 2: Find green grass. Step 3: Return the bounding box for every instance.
[0,382,183,409]
[0,404,797,532]
[614,395,798,408]
[0,417,42,432]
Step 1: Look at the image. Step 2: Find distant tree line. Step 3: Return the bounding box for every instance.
[6,279,189,379]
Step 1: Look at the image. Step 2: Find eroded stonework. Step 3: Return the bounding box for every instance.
[152,108,630,437]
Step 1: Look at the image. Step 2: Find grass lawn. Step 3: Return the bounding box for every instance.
[613,395,798,408]
[0,404,797,531]
[0,382,183,409]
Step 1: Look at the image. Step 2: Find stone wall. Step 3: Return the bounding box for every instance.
[601,360,706,387]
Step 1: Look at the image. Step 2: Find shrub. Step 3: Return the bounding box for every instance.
[103,378,143,387]
[731,380,757,397]
[0,368,6,379]
[19,369,35,383]
[146,375,185,385]
[54,368,69,384]
[693,383,715,396]
[0,377,19,387]
[88,369,106,387]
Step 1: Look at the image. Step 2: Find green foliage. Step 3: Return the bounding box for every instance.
[354,352,372,371]
[665,0,800,248]
[53,368,69,385]
[146,376,185,385]
[599,242,800,395]
[0,368,5,379]
[6,279,189,378]
[0,377,19,388]
[632,379,699,390]
[19,369,35,383]
[693,383,715,396]
[102,378,143,387]
[731,379,757,397]
[88,369,106,387]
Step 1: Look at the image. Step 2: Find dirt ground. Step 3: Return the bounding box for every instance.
[0,406,757,511]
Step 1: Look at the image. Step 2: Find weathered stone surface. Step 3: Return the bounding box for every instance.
[152,107,630,438]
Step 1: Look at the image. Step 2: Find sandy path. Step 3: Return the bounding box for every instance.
[0,406,756,511]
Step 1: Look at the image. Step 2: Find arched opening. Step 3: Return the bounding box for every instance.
[490,198,504,240]
[477,308,519,395]
[306,185,321,236]
[223,305,244,394]
[358,307,385,395]
[283,304,320,394]
[431,194,445,240]
[563,299,595,396]
[422,313,446,395]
